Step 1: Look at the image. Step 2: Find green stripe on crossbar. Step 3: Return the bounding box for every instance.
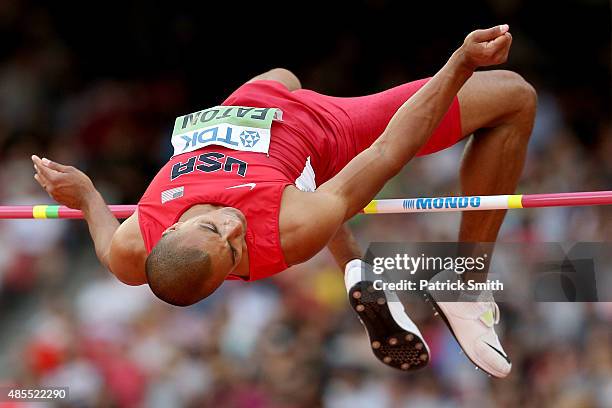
[45,205,60,218]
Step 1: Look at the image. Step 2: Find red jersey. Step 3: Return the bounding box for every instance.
[138,80,349,281]
[137,79,462,281]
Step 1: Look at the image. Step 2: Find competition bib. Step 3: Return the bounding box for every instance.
[171,106,282,157]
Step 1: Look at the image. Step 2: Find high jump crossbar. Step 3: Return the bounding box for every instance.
[0,191,611,219]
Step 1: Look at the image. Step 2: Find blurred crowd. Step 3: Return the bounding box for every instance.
[0,1,610,407]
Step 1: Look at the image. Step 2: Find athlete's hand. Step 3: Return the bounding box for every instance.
[458,25,513,71]
[32,155,98,210]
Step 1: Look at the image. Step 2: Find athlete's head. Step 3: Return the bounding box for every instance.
[145,206,247,306]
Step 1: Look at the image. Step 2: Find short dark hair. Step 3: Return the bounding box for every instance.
[145,234,215,306]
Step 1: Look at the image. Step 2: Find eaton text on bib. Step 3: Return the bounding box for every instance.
[171,106,282,157]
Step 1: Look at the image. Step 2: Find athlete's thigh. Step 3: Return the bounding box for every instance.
[457,70,526,136]
[326,79,431,153]
[321,79,463,157]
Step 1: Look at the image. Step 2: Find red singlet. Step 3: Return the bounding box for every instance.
[138,79,462,280]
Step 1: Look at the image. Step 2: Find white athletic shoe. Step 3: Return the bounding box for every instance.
[345,259,430,371]
[426,272,511,378]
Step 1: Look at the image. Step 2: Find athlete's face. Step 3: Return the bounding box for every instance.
[162,207,247,277]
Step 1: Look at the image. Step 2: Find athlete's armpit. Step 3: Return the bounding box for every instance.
[279,186,346,266]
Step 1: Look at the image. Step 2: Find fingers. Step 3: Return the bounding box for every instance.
[32,155,65,194]
[31,155,73,173]
[486,32,513,63]
[501,32,512,60]
[32,155,60,181]
[470,24,509,43]
[33,173,46,189]
[484,31,512,53]
[43,158,73,173]
[33,163,52,191]
[488,31,512,48]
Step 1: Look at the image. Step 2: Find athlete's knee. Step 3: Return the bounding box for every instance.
[490,70,537,121]
[494,73,536,159]
[460,70,537,136]
[248,68,302,91]
[267,68,302,90]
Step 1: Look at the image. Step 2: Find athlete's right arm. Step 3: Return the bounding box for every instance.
[317,25,512,219]
[32,156,147,285]
[281,26,513,265]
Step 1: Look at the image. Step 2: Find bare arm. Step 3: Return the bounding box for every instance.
[318,26,512,219]
[247,67,302,91]
[281,26,513,264]
[81,191,120,268]
[32,155,146,285]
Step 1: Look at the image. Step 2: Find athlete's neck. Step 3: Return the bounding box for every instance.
[178,204,222,221]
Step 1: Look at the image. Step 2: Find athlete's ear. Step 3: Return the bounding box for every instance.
[162,222,184,236]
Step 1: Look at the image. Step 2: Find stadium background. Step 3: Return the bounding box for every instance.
[0,0,610,406]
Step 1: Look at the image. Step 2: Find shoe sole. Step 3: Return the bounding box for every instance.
[349,281,429,371]
[423,291,504,378]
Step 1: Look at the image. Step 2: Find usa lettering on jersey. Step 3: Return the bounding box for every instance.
[170,152,249,180]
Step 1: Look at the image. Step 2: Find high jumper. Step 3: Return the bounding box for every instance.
[31,25,534,378]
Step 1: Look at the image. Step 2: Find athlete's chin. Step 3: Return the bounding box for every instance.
[223,207,247,228]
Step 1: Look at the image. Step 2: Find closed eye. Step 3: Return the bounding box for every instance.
[201,223,219,234]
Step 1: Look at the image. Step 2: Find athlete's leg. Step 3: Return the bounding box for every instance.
[293,78,463,177]
[245,68,302,91]
[456,70,537,273]
[309,71,535,376]
[427,70,536,378]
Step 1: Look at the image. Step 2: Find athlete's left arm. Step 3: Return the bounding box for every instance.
[32,155,147,285]
[246,68,302,91]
